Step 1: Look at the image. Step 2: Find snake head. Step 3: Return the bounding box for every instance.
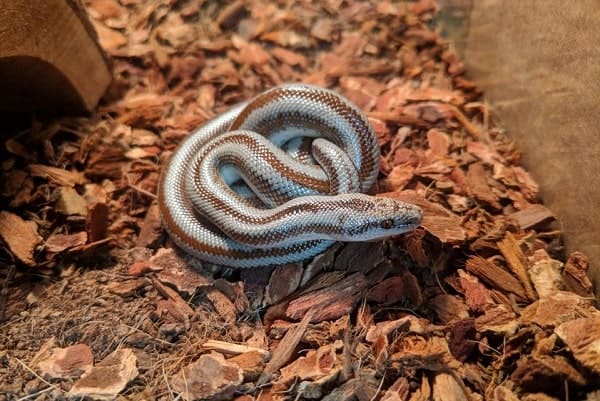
[374,196,422,233]
[338,195,423,241]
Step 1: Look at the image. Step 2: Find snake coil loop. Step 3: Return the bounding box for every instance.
[159,84,422,268]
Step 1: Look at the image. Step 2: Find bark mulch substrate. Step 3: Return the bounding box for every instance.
[1,0,599,400]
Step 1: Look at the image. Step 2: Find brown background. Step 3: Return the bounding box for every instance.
[439,0,600,290]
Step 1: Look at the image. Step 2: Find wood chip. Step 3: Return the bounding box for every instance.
[216,0,247,29]
[0,211,42,266]
[508,204,555,229]
[520,291,600,328]
[528,251,565,298]
[206,288,238,323]
[467,162,502,210]
[432,373,468,401]
[381,377,410,401]
[511,354,586,391]
[258,309,314,386]
[28,164,86,186]
[228,351,266,381]
[497,232,537,301]
[333,241,386,272]
[367,273,422,307]
[465,256,527,301]
[152,277,194,323]
[279,344,339,384]
[153,248,212,295]
[322,377,378,401]
[201,340,270,360]
[284,273,369,322]
[429,295,470,324]
[69,349,138,400]
[264,263,303,305]
[381,190,466,244]
[106,278,146,298]
[171,352,243,401]
[35,342,93,379]
[45,232,88,254]
[457,269,495,312]
[474,304,517,336]
[562,251,594,297]
[555,317,600,375]
[136,203,163,248]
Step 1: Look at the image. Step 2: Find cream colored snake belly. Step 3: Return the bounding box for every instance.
[158,84,422,268]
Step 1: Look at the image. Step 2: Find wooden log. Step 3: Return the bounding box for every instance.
[0,0,111,112]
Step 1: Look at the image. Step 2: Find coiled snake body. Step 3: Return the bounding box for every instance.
[158,84,422,268]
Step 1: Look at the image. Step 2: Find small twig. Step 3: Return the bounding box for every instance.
[14,357,61,392]
[448,104,482,139]
[127,182,158,200]
[467,339,502,355]
[433,267,448,295]
[15,385,54,401]
[125,172,157,200]
[369,371,386,401]
[162,363,176,400]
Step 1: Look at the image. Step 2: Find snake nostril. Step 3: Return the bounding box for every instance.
[410,212,423,227]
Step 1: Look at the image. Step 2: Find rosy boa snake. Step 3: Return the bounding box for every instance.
[158,84,422,268]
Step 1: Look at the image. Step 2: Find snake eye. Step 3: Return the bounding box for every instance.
[380,219,394,229]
